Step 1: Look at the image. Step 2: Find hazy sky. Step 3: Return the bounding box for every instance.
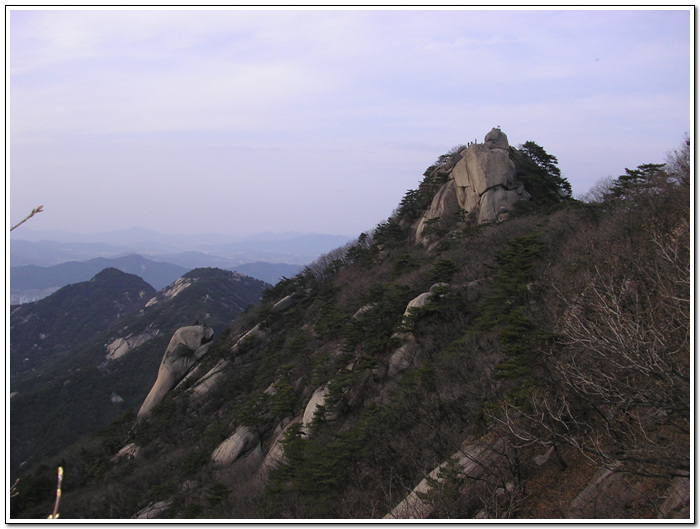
[8,7,691,238]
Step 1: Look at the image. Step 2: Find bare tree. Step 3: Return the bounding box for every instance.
[495,187,690,482]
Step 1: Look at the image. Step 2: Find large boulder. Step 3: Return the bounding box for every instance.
[137,325,214,420]
[211,427,258,469]
[484,126,510,150]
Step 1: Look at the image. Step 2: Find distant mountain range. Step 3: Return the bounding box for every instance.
[10,228,353,267]
[10,254,303,304]
[10,229,347,303]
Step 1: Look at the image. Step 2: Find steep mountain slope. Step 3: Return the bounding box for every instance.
[10,254,189,303]
[10,130,689,520]
[10,268,269,478]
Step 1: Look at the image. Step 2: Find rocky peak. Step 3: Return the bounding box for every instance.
[414,128,530,244]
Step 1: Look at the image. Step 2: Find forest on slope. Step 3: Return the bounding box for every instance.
[10,133,690,520]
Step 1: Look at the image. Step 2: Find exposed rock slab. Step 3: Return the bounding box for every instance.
[658,477,690,519]
[565,467,637,519]
[257,418,301,482]
[385,437,507,519]
[387,338,420,378]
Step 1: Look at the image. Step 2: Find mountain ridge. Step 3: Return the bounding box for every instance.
[9,130,689,520]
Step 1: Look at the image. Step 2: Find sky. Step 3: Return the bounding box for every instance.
[8,7,692,238]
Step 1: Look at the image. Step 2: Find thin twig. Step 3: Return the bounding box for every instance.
[10,205,44,232]
[47,467,63,519]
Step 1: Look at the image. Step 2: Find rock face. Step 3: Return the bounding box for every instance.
[188,359,230,399]
[415,128,530,243]
[137,325,214,420]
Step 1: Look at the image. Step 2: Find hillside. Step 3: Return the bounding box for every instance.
[10,268,156,381]
[10,130,690,520]
[10,268,269,478]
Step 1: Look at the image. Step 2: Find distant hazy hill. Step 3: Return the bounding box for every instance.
[11,230,353,267]
[11,253,306,304]
[10,239,128,267]
[10,254,189,304]
[10,267,269,475]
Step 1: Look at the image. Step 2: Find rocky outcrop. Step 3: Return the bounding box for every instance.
[565,466,638,519]
[257,419,301,482]
[133,500,173,519]
[232,324,268,354]
[111,442,140,462]
[211,427,258,469]
[301,386,330,434]
[387,338,420,378]
[104,330,159,362]
[415,128,530,244]
[137,325,214,420]
[402,283,446,321]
